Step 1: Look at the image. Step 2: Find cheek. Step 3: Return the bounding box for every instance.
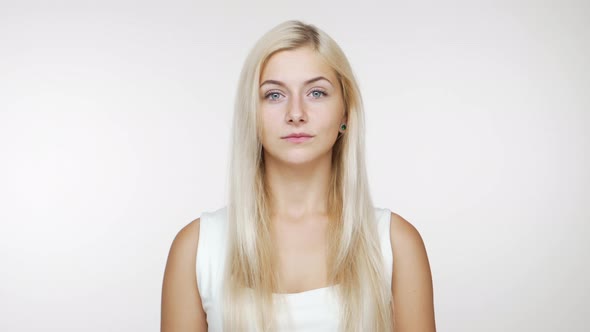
[260,109,281,140]
[318,99,345,126]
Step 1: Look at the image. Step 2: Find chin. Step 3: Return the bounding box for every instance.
[283,152,333,166]
[264,145,332,164]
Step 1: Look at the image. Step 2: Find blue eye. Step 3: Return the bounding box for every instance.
[310,89,327,98]
[265,91,283,101]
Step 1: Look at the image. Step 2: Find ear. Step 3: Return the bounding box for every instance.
[338,117,348,134]
[340,113,347,124]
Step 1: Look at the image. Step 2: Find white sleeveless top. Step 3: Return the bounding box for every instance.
[196,206,393,331]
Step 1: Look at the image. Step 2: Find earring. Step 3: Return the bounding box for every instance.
[340,124,347,131]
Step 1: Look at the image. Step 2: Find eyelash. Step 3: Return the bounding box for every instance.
[264,89,328,101]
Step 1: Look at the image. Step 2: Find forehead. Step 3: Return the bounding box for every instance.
[260,46,337,83]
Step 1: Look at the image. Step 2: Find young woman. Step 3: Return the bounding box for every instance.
[161,20,435,332]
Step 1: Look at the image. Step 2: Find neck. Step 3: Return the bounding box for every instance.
[264,151,332,220]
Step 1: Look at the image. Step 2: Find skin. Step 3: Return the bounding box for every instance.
[390,212,436,331]
[161,46,436,331]
[259,46,345,293]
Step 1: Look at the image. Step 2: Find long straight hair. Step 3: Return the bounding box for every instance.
[223,20,393,331]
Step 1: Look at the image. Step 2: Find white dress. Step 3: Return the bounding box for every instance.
[196,206,393,331]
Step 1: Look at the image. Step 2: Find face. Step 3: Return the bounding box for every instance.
[258,46,346,166]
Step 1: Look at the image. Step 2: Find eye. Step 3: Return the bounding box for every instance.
[309,89,327,98]
[264,90,284,101]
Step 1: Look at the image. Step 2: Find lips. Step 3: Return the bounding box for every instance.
[283,136,312,143]
[282,133,313,139]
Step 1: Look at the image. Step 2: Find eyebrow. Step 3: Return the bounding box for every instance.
[259,76,333,88]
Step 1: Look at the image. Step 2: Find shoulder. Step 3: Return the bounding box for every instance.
[164,217,202,280]
[389,212,427,256]
[167,218,201,263]
[161,218,207,331]
[388,211,431,279]
[163,216,201,281]
[388,211,436,331]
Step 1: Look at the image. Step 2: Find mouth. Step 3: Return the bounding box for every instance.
[282,135,313,143]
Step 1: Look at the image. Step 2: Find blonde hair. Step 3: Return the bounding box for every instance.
[223,20,393,331]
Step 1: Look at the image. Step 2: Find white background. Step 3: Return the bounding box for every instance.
[1,0,588,331]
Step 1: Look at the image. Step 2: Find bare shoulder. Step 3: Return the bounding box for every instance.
[161,217,207,332]
[389,211,436,331]
[164,218,202,272]
[171,218,201,252]
[389,212,427,256]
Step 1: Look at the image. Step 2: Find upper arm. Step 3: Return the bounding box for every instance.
[390,212,436,332]
[161,218,207,332]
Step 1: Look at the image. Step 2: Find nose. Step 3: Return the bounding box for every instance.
[286,96,306,124]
